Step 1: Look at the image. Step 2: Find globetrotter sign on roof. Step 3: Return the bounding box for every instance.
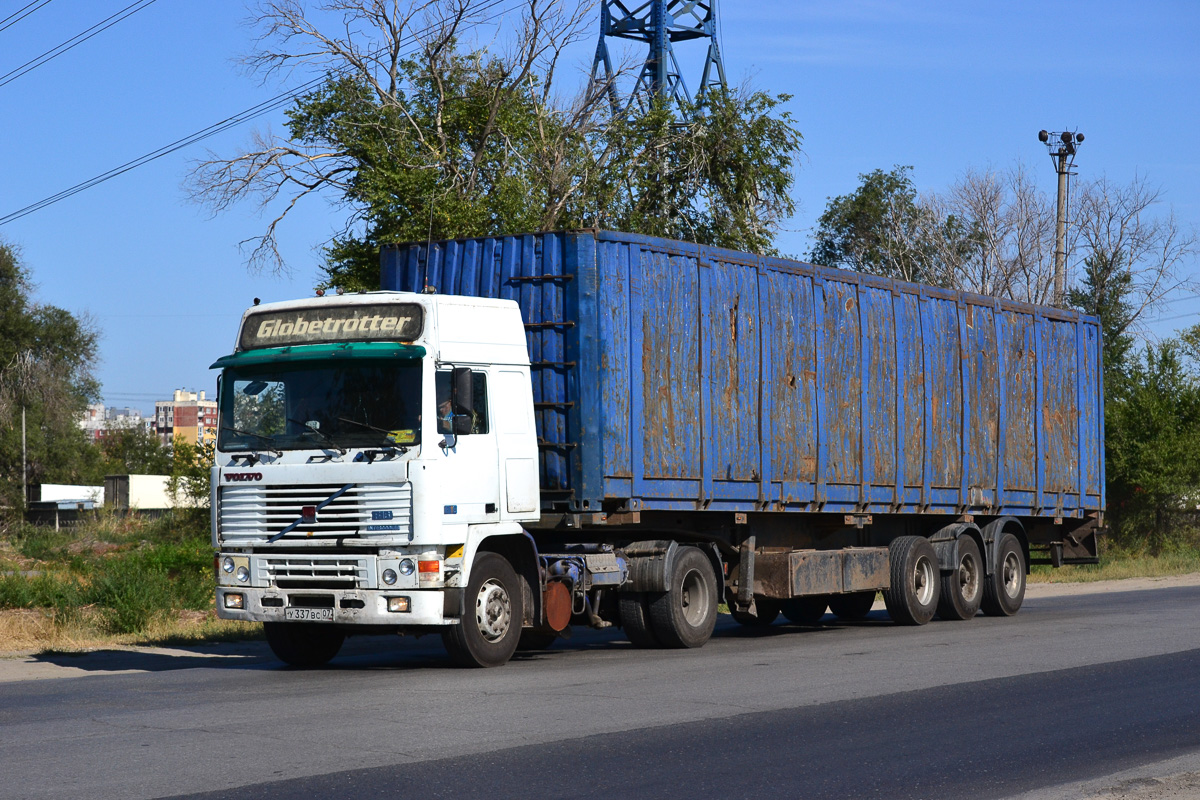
[238,303,424,350]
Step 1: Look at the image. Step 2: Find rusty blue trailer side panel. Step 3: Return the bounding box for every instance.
[380,230,1104,519]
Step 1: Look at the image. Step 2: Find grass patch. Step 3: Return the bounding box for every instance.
[1029,541,1200,583]
[0,508,219,646]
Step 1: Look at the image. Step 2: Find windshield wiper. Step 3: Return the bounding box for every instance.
[288,418,348,455]
[220,425,282,458]
[337,417,411,459]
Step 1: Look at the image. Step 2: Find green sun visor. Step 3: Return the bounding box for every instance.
[210,342,426,369]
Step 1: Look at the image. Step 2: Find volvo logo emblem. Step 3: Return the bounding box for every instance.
[224,472,263,482]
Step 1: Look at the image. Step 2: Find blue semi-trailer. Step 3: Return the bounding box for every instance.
[209,230,1104,668]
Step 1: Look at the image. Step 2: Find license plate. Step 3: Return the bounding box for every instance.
[284,607,334,622]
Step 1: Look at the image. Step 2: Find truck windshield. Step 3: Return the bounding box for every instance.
[217,360,422,451]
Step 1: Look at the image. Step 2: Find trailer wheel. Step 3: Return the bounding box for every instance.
[981,533,1026,617]
[618,592,660,648]
[780,596,828,625]
[263,622,345,667]
[937,536,983,620]
[729,598,780,627]
[442,553,523,667]
[884,536,940,625]
[828,591,877,621]
[648,546,718,648]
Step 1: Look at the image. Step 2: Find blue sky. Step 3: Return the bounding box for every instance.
[2,0,1198,412]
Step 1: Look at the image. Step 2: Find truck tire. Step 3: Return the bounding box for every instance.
[442,553,523,667]
[619,592,660,648]
[981,533,1026,617]
[263,622,345,667]
[884,536,940,625]
[828,591,877,621]
[729,597,780,627]
[937,536,983,620]
[648,546,718,648]
[780,596,828,625]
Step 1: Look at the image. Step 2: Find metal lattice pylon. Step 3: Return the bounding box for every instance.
[589,0,727,118]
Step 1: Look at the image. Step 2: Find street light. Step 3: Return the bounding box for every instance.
[1039,129,1085,306]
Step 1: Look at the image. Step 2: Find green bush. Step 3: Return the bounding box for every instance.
[0,508,214,634]
[85,559,175,634]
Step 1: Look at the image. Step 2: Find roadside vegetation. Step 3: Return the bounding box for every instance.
[0,509,258,654]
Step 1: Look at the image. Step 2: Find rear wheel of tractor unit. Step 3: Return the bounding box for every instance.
[780,596,829,625]
[263,622,345,667]
[937,536,983,620]
[828,591,878,621]
[981,532,1026,617]
[648,546,719,648]
[729,597,781,627]
[442,553,523,668]
[618,592,661,648]
[883,536,940,625]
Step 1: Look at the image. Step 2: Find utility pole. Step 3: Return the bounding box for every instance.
[21,405,27,508]
[1038,129,1085,306]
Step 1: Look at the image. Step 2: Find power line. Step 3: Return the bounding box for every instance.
[0,0,517,227]
[0,0,55,34]
[1156,309,1200,324]
[0,0,158,89]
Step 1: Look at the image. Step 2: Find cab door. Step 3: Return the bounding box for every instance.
[434,368,499,523]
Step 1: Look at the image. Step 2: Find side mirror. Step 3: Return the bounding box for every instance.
[452,367,473,415]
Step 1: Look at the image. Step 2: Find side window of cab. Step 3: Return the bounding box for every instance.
[435,371,489,434]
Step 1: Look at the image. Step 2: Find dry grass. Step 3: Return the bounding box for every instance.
[0,607,260,656]
[1029,548,1200,584]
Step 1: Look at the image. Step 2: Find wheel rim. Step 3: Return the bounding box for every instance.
[679,568,710,627]
[913,556,935,606]
[959,552,980,603]
[474,579,512,642]
[1002,551,1022,599]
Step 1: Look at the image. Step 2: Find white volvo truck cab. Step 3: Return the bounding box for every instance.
[211,292,543,667]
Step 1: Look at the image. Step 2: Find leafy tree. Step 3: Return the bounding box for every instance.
[1067,248,1135,388]
[0,241,101,511]
[98,425,172,476]
[808,166,960,285]
[168,440,215,509]
[1104,332,1200,549]
[190,0,802,290]
[591,91,800,257]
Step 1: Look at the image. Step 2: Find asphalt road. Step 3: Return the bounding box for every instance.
[2,584,1199,800]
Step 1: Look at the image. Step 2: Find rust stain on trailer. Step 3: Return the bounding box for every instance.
[1002,311,1037,490]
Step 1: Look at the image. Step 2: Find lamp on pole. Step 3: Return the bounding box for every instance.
[1038,128,1084,306]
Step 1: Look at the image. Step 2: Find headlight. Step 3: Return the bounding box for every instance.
[235,566,250,582]
[224,593,244,609]
[398,558,415,576]
[382,568,398,586]
[222,557,235,574]
[387,597,410,613]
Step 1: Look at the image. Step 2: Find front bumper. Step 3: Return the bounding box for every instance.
[216,586,453,626]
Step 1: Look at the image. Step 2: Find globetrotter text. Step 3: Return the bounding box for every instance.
[256,314,413,338]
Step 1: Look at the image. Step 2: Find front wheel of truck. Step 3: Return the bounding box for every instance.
[442,552,524,668]
[263,622,345,667]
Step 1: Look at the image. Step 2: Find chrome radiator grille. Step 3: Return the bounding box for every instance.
[219,482,412,543]
[257,554,372,589]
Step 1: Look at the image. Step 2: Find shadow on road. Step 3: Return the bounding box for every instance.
[24,612,893,675]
